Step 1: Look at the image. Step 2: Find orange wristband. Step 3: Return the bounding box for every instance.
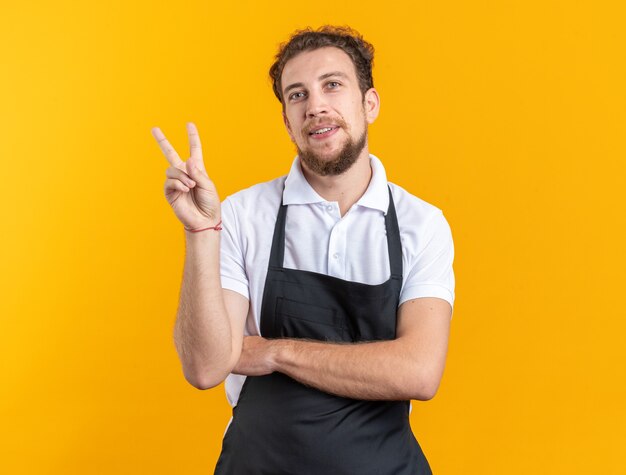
[184,220,223,233]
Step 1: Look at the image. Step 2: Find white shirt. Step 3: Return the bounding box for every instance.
[220,154,455,407]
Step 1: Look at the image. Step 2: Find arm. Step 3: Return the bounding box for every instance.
[152,122,249,390]
[173,231,248,390]
[234,297,451,400]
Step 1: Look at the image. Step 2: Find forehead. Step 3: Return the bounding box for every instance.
[281,46,357,88]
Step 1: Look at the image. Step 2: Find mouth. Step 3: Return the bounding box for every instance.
[308,126,340,140]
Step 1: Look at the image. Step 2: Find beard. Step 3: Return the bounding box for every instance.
[297,125,368,177]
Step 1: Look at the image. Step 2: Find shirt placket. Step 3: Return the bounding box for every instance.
[326,202,348,279]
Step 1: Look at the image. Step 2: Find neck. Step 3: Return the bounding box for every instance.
[300,148,373,217]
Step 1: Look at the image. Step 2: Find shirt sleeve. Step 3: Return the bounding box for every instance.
[220,197,250,300]
[399,210,455,314]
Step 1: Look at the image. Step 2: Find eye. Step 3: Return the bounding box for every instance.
[289,91,306,101]
[326,81,341,89]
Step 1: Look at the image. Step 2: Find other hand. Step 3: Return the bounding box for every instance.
[232,336,279,376]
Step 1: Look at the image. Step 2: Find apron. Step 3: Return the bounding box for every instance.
[214,186,432,475]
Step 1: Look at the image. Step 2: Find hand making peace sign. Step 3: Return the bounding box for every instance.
[151,122,221,231]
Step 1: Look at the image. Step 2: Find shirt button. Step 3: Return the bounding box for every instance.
[326,205,333,212]
[333,253,339,259]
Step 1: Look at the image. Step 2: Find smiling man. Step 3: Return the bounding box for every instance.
[153,26,455,475]
[281,47,371,178]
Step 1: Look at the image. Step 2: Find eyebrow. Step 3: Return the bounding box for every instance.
[283,71,350,97]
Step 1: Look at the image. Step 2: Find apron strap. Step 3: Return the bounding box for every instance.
[268,184,403,280]
[267,193,288,269]
[385,185,403,279]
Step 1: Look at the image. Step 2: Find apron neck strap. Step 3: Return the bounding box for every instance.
[384,186,403,279]
[268,184,403,280]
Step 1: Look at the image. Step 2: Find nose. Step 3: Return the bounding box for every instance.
[305,89,328,118]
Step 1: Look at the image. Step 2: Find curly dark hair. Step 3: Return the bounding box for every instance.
[269,25,375,107]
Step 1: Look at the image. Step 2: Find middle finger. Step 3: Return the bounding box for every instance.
[151,127,184,168]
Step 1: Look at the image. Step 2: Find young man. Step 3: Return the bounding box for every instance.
[153,26,454,475]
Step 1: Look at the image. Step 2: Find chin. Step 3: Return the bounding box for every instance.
[297,128,367,176]
[313,149,344,162]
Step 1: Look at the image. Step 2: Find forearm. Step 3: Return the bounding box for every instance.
[272,338,435,401]
[174,231,233,389]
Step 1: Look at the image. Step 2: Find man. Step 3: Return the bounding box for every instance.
[152,26,454,475]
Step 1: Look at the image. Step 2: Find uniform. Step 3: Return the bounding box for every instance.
[214,155,455,473]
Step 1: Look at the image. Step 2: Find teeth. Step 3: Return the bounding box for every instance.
[313,127,334,135]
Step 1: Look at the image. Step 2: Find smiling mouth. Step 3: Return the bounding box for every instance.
[309,126,338,135]
[307,126,341,141]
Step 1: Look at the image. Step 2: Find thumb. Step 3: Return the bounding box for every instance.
[187,162,211,187]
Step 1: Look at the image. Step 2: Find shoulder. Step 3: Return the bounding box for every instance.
[388,182,447,229]
[220,175,286,257]
[223,175,286,218]
[387,181,453,263]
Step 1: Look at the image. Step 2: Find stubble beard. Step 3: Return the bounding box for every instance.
[297,126,368,177]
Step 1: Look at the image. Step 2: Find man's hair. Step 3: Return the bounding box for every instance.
[269,25,375,107]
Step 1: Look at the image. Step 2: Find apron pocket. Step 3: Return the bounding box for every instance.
[276,297,346,342]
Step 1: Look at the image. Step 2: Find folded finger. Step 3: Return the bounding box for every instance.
[166,166,196,188]
[164,177,190,194]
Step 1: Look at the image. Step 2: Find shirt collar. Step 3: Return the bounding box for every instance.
[283,154,390,215]
[283,156,326,205]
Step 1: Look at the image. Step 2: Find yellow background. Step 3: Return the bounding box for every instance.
[1,0,625,473]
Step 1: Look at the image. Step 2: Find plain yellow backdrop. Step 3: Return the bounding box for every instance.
[1,1,625,473]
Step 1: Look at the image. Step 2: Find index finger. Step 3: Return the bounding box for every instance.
[186,122,206,172]
[151,127,184,168]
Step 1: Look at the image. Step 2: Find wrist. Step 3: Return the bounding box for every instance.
[270,339,292,373]
[184,227,221,248]
[184,218,222,233]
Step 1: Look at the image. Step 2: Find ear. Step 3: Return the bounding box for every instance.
[363,88,380,124]
[282,110,296,142]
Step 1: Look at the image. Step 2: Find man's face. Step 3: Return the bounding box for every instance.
[280,47,379,176]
